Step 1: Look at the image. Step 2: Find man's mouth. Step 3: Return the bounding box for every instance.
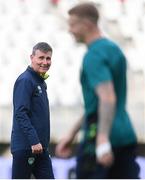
[40,65,49,69]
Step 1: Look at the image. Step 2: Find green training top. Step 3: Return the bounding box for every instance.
[80,38,137,148]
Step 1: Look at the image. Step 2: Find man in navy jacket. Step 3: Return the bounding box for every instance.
[11,42,54,179]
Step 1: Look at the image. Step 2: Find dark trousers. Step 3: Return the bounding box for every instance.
[76,144,140,179]
[12,149,54,179]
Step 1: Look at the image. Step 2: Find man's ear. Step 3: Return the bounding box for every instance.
[83,19,94,31]
[30,54,33,60]
[30,55,35,64]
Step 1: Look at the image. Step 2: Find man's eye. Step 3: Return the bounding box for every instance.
[39,56,44,60]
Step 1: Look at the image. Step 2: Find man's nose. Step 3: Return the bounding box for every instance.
[43,58,48,64]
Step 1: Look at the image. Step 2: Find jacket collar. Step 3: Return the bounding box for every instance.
[27,66,44,82]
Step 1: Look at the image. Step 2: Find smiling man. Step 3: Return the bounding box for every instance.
[11,42,54,179]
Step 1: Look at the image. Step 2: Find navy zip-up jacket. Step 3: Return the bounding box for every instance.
[11,66,50,153]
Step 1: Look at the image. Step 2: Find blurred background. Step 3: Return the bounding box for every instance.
[0,0,145,178]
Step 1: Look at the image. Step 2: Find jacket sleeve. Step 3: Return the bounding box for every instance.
[13,78,40,146]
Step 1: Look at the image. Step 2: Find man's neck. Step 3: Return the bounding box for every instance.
[85,28,103,45]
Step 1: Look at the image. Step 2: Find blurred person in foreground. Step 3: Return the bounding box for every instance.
[11,42,54,179]
[56,2,140,179]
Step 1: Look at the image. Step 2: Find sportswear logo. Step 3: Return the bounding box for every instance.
[37,85,42,93]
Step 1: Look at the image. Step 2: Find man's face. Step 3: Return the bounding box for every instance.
[68,15,86,43]
[30,50,52,74]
